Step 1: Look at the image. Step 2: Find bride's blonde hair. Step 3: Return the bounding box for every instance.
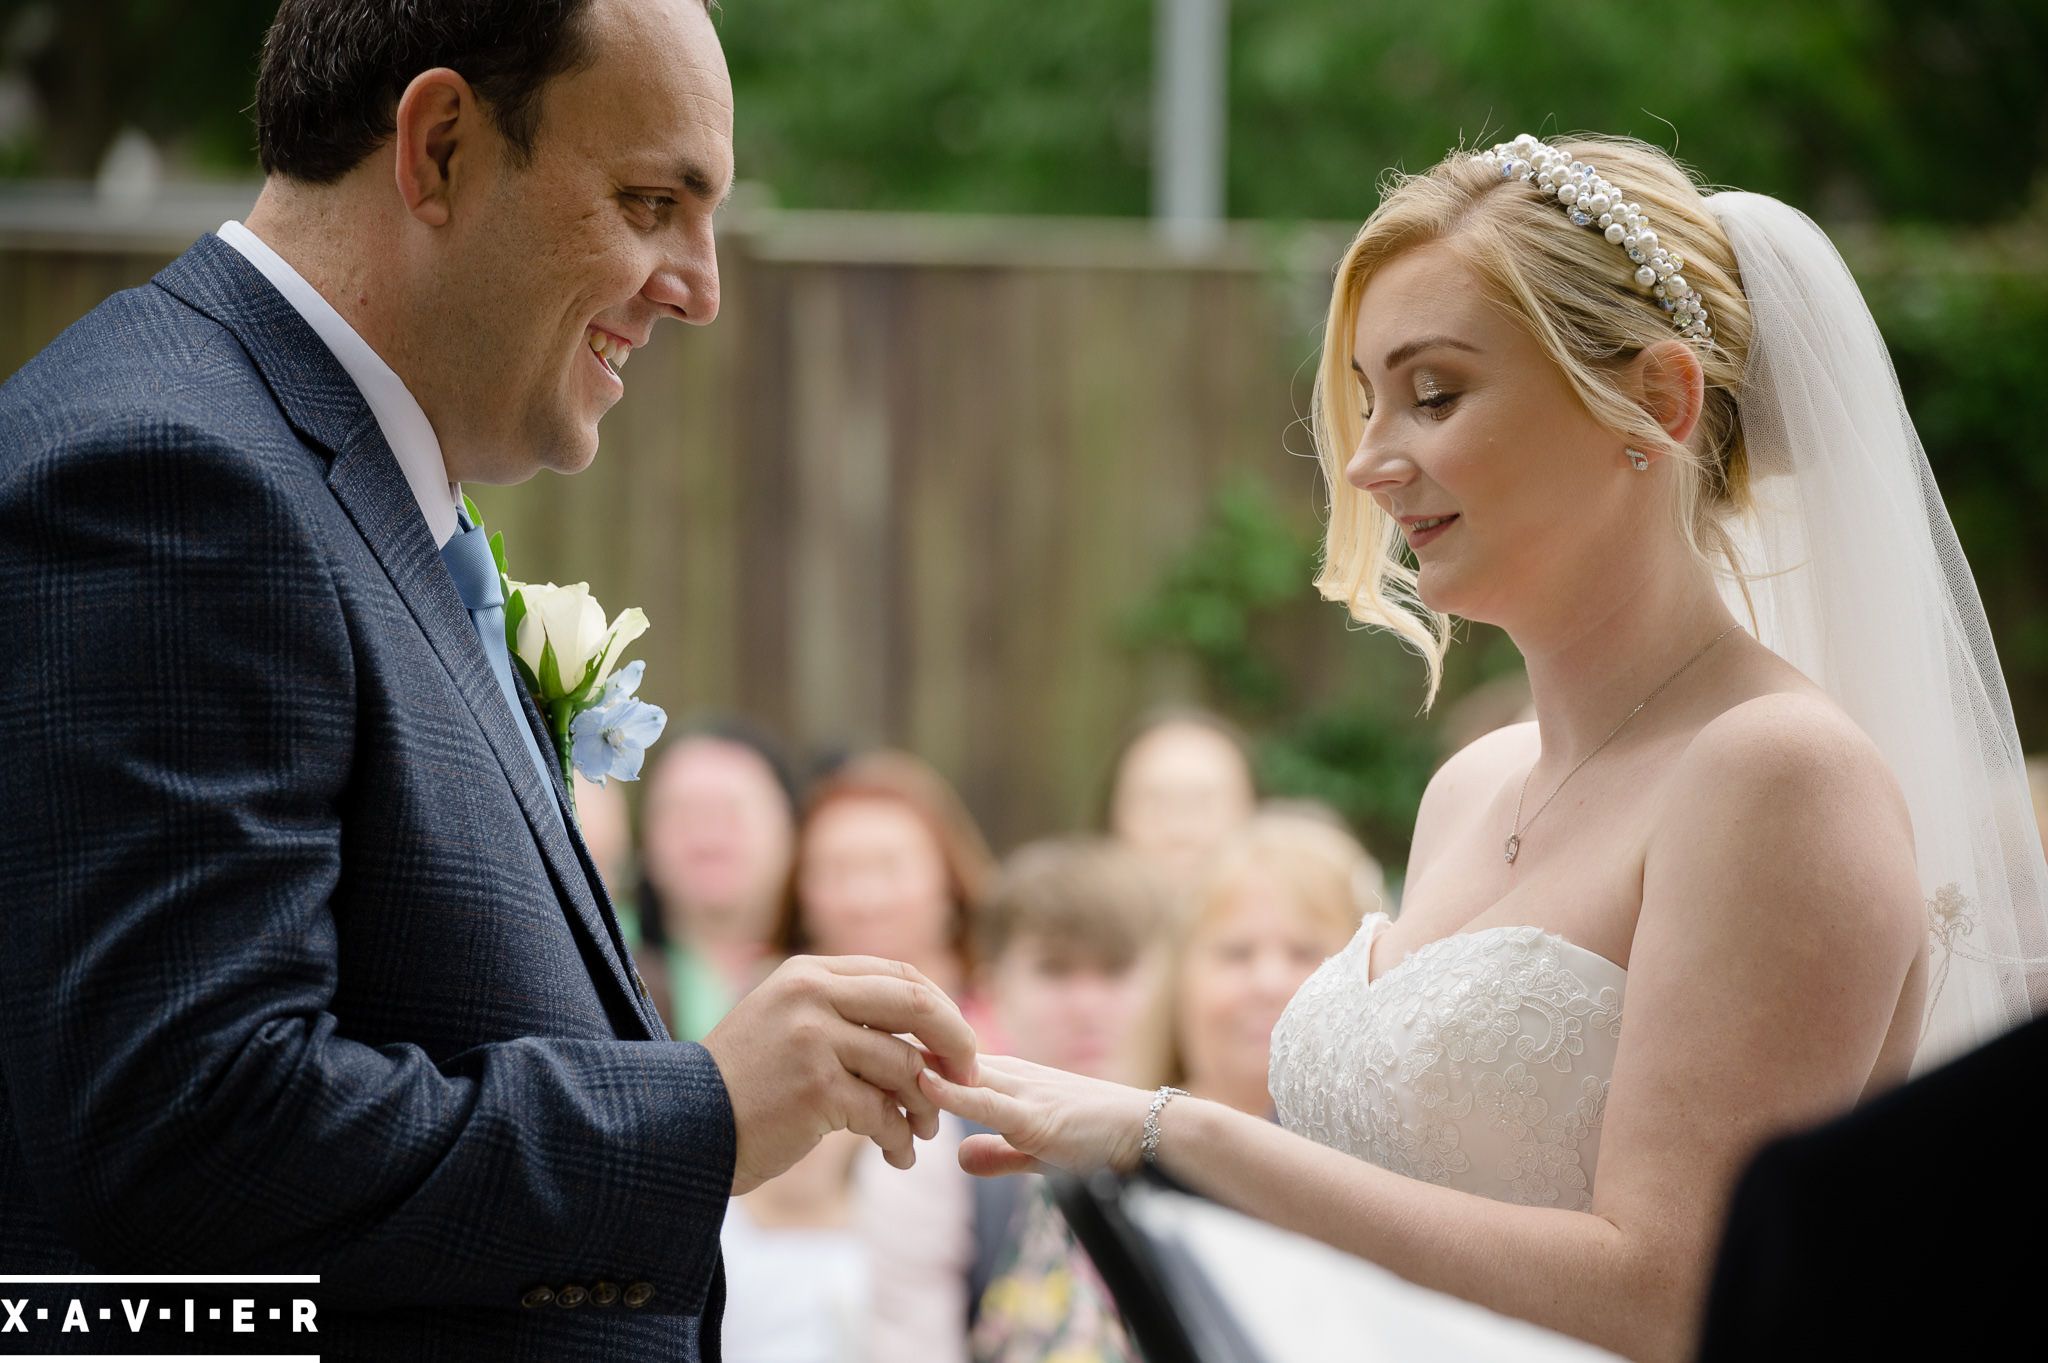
[1312,132,1757,710]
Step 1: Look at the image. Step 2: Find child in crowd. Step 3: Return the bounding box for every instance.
[966,836,1172,1363]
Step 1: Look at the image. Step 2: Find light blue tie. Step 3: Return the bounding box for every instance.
[440,512,568,835]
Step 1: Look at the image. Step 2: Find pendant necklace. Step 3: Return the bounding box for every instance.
[1505,622,1742,865]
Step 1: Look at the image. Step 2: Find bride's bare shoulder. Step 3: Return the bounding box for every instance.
[1672,688,1900,809]
[1407,720,1542,879]
[1648,687,1921,945]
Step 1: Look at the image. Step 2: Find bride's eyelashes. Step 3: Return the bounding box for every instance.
[1356,391,1462,422]
[1413,372,1460,418]
[1359,378,1458,421]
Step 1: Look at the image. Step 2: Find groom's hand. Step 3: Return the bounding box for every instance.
[702,954,978,1195]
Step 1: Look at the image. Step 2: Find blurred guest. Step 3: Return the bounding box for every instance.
[634,720,800,1039]
[1257,796,1393,914]
[1139,812,1377,1116]
[572,772,638,898]
[976,837,1169,1084]
[720,1132,869,1363]
[778,749,1000,1363]
[966,837,1171,1363]
[1104,707,1258,893]
[777,748,999,1039]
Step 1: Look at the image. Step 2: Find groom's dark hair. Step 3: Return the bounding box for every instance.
[254,0,605,184]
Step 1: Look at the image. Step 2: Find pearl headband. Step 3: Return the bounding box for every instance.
[1473,133,1713,345]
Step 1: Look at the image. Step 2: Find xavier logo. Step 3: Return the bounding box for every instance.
[1,1294,318,1334]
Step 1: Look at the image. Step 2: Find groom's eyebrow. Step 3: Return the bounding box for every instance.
[679,161,735,209]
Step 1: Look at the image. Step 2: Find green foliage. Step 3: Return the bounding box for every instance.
[1253,708,1438,869]
[715,0,1153,214]
[1853,212,2048,741]
[710,0,2048,226]
[1122,475,1314,713]
[9,1,2045,227]
[1122,476,1442,863]
[0,0,276,176]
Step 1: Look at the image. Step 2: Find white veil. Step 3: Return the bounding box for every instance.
[1705,190,2048,1074]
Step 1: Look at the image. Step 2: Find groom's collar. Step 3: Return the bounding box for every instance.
[215,220,460,550]
[154,229,461,550]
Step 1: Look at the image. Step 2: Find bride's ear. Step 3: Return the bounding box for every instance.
[1629,339,1707,447]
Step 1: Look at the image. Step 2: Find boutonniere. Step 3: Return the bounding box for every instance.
[463,495,668,814]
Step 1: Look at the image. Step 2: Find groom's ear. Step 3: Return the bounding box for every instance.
[1629,339,1707,447]
[392,67,477,229]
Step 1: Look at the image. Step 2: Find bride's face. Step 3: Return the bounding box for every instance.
[1343,241,1641,624]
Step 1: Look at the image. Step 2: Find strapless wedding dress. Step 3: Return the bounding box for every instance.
[1269,911,1627,1212]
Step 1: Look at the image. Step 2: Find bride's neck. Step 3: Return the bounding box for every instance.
[1513,547,1739,770]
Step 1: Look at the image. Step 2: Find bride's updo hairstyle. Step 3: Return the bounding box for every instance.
[1312,133,1757,708]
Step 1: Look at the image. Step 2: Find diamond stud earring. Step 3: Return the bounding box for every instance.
[1626,448,1650,471]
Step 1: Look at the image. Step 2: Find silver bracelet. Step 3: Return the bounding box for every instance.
[1141,1085,1190,1165]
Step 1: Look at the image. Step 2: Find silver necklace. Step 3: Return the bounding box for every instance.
[1505,622,1742,865]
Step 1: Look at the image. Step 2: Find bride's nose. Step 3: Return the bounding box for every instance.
[1345,422,1417,496]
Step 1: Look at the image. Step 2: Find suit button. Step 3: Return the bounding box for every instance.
[556,1284,588,1308]
[623,1281,654,1309]
[520,1286,555,1309]
[591,1280,620,1307]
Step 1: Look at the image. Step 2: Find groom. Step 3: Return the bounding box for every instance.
[0,2,973,1359]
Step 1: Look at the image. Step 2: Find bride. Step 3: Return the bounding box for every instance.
[920,131,2048,1362]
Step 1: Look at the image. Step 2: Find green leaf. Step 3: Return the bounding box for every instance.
[539,636,565,701]
[567,652,605,707]
[511,650,544,700]
[504,585,528,646]
[462,491,485,530]
[488,529,509,580]
[502,588,539,700]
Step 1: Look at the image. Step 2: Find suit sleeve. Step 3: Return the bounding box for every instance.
[0,419,735,1315]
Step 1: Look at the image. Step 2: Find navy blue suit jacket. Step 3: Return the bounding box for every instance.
[0,235,736,1360]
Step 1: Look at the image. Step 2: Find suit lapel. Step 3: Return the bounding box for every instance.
[514,680,672,1042]
[155,235,666,1041]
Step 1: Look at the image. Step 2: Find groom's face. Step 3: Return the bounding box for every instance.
[429,0,733,481]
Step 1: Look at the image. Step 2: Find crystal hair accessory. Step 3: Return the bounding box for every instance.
[1474,133,1713,345]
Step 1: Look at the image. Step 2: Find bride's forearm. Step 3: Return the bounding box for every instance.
[1153,1098,1692,1362]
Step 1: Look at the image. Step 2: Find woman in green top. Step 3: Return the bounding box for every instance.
[627,719,801,1040]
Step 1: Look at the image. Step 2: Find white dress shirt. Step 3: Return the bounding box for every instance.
[217,219,462,550]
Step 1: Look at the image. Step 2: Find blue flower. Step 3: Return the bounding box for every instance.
[597,658,646,708]
[569,692,667,786]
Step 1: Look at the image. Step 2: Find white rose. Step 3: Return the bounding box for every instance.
[510,582,646,701]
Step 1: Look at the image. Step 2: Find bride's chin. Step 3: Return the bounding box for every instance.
[1414,571,1496,627]
[1412,567,1459,615]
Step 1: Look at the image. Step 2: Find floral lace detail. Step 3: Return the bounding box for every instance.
[1269,913,1627,1214]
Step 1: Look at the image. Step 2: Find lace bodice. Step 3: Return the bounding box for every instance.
[1269,912,1626,1212]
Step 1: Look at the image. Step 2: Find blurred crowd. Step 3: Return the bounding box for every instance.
[570,708,1389,1363]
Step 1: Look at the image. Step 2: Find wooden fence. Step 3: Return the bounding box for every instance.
[2,191,1357,849]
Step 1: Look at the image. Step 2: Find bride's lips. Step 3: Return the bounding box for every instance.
[1402,513,1460,548]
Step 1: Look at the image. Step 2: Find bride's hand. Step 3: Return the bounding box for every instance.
[917,1054,1155,1177]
